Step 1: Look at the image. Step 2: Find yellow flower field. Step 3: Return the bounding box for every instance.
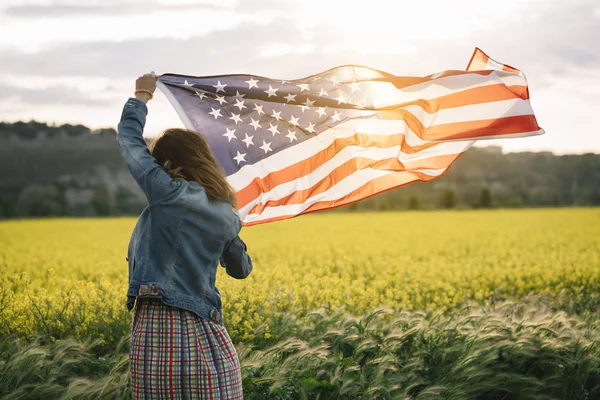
[1,208,599,345]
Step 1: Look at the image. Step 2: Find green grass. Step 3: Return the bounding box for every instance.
[1,209,599,398]
[1,293,599,400]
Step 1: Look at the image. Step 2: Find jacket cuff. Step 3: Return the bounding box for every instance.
[125,97,149,114]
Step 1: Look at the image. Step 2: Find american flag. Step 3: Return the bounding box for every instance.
[157,48,543,226]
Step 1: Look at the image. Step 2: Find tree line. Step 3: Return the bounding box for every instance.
[1,120,599,218]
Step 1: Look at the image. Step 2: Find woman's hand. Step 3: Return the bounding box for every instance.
[135,71,158,103]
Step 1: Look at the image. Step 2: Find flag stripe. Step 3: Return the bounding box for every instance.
[243,167,451,225]
[377,84,529,112]
[239,140,471,216]
[238,128,543,219]
[368,70,526,108]
[466,47,525,78]
[378,68,525,92]
[229,96,535,191]
[378,98,536,137]
[425,114,539,141]
[231,98,537,208]
[246,152,463,216]
[467,47,491,71]
[235,135,472,211]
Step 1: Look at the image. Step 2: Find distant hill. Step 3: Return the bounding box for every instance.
[1,120,599,217]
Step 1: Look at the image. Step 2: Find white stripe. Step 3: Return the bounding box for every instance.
[400,98,533,127]
[484,57,525,78]
[369,69,527,108]
[485,58,505,72]
[464,128,545,141]
[242,166,450,223]
[236,140,474,218]
[227,98,535,190]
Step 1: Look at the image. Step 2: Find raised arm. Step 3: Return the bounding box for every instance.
[220,235,253,279]
[117,72,180,204]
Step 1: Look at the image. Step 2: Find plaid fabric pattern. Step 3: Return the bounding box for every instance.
[130,298,243,399]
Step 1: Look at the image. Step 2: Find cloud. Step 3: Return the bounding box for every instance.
[2,0,232,18]
[0,0,599,153]
[0,20,342,79]
[474,0,599,69]
[0,0,598,80]
[0,83,112,106]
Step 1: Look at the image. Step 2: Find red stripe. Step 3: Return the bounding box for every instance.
[381,68,507,90]
[466,47,489,71]
[235,113,537,209]
[425,114,539,141]
[502,64,521,74]
[235,132,438,209]
[242,166,454,226]
[378,112,539,141]
[246,152,461,215]
[235,83,532,209]
[377,83,530,112]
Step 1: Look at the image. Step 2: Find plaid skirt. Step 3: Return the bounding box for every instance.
[129,298,243,399]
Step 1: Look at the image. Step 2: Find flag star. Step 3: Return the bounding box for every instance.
[297,83,310,92]
[315,107,327,117]
[215,95,227,105]
[194,90,207,99]
[264,85,279,97]
[286,129,297,142]
[249,118,261,130]
[336,93,347,104]
[331,111,342,122]
[260,140,272,154]
[209,108,222,119]
[245,78,259,89]
[234,90,246,98]
[271,110,282,121]
[349,82,361,93]
[284,93,297,103]
[242,133,254,147]
[229,113,242,124]
[318,88,328,97]
[300,97,315,112]
[268,123,280,136]
[233,151,246,165]
[305,122,316,134]
[223,127,236,142]
[330,76,340,85]
[253,104,264,115]
[183,79,194,86]
[234,99,247,110]
[288,115,300,126]
[212,80,227,93]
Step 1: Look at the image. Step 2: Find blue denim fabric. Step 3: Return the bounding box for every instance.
[117,97,252,325]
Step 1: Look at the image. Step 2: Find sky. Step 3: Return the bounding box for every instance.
[0,0,598,154]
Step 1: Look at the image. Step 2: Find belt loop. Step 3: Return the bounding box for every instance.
[210,308,221,324]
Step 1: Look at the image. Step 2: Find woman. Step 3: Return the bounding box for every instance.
[118,71,252,399]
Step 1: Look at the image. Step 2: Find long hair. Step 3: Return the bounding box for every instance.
[150,128,237,208]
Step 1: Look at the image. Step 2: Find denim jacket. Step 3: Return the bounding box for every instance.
[117,97,252,325]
